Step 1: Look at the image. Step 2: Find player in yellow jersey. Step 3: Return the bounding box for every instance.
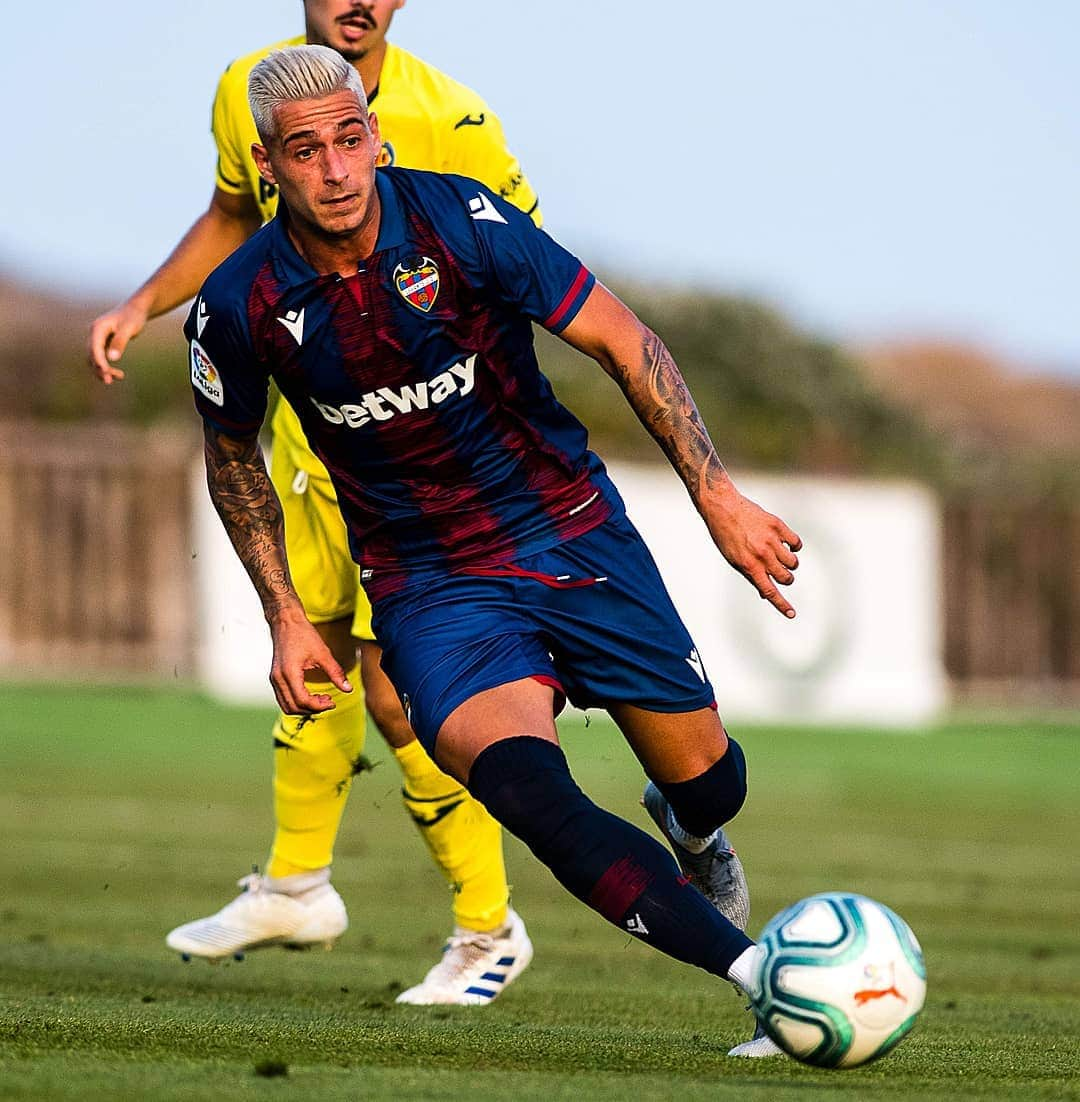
[88,0,539,1006]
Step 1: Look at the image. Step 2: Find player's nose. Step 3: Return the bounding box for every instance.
[323,147,349,185]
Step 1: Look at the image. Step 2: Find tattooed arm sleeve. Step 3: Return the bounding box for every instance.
[557,282,730,510]
[202,423,300,621]
[558,281,803,616]
[613,325,727,506]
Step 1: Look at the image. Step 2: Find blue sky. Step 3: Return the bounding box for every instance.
[5,1,1078,373]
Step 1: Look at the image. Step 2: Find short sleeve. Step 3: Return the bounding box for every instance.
[211,66,248,195]
[442,104,542,227]
[185,287,268,435]
[458,182,594,334]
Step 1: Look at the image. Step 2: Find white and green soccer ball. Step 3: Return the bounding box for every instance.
[748,892,926,1068]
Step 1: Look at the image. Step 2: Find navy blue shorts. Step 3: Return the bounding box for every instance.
[373,514,717,754]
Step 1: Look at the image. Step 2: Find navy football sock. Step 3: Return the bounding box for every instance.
[656,735,747,839]
[467,736,752,978]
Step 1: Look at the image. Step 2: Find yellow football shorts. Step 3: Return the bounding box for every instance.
[269,442,374,640]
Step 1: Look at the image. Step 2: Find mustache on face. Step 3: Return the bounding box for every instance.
[337,4,376,28]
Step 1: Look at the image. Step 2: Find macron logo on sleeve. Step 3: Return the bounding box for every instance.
[685,648,707,684]
[468,193,508,224]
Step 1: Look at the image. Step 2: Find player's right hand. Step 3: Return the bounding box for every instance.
[704,485,803,620]
[269,609,354,715]
[87,299,150,384]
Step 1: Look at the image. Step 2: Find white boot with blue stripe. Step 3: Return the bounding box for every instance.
[395,908,533,1006]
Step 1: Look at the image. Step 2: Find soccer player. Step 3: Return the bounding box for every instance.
[190,46,800,1054]
[88,0,541,1004]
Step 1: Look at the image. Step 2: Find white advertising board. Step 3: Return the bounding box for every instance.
[192,460,274,704]
[193,457,947,723]
[606,463,947,726]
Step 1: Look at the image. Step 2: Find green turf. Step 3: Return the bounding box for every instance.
[0,684,1077,1100]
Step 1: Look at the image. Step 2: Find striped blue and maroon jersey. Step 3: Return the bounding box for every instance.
[187,167,623,600]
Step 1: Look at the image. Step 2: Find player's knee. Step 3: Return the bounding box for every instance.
[656,735,747,837]
[467,736,591,865]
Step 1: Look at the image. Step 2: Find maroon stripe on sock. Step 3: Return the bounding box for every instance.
[587,855,655,922]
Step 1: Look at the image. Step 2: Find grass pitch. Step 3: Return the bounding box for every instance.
[0,684,1077,1100]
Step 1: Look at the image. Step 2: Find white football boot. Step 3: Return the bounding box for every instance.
[166,868,347,961]
[728,1019,785,1058]
[395,908,533,1006]
[642,782,750,932]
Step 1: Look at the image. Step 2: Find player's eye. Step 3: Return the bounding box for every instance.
[341,136,362,149]
[295,147,316,161]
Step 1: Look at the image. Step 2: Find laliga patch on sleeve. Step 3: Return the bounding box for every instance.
[190,339,224,407]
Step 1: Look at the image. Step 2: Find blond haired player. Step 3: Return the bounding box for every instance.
[88,0,538,1006]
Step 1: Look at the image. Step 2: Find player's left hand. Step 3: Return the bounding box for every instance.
[87,297,150,385]
[704,485,802,619]
[268,607,353,714]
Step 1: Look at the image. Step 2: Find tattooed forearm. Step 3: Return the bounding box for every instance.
[203,424,297,619]
[612,326,728,506]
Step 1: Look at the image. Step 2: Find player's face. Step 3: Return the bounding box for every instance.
[253,91,382,239]
[303,0,405,61]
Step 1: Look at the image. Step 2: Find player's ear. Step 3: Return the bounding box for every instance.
[251,142,277,186]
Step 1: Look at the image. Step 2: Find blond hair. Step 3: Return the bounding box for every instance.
[248,44,368,142]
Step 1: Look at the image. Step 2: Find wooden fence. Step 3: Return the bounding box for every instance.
[943,500,1080,705]
[0,421,198,679]
[1,421,1078,702]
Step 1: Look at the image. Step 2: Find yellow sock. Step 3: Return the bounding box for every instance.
[394,739,509,933]
[268,664,364,878]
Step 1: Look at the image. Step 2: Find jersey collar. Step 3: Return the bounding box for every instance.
[268,205,320,288]
[373,168,406,253]
[267,170,405,287]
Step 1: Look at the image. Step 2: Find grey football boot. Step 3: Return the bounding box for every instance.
[642,781,751,932]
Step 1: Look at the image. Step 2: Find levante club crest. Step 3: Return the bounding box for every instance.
[394,256,440,312]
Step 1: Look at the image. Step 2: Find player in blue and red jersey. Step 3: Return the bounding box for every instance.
[195,168,615,605]
[192,46,800,1053]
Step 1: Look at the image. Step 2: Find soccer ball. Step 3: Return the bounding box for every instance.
[747,892,926,1068]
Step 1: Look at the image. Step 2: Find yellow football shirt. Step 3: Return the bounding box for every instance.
[210,38,541,473]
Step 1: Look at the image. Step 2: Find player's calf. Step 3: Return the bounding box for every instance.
[641,735,750,931]
[653,735,747,840]
[467,735,753,981]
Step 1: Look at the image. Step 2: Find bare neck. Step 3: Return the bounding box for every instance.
[286,191,383,279]
[352,40,389,98]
